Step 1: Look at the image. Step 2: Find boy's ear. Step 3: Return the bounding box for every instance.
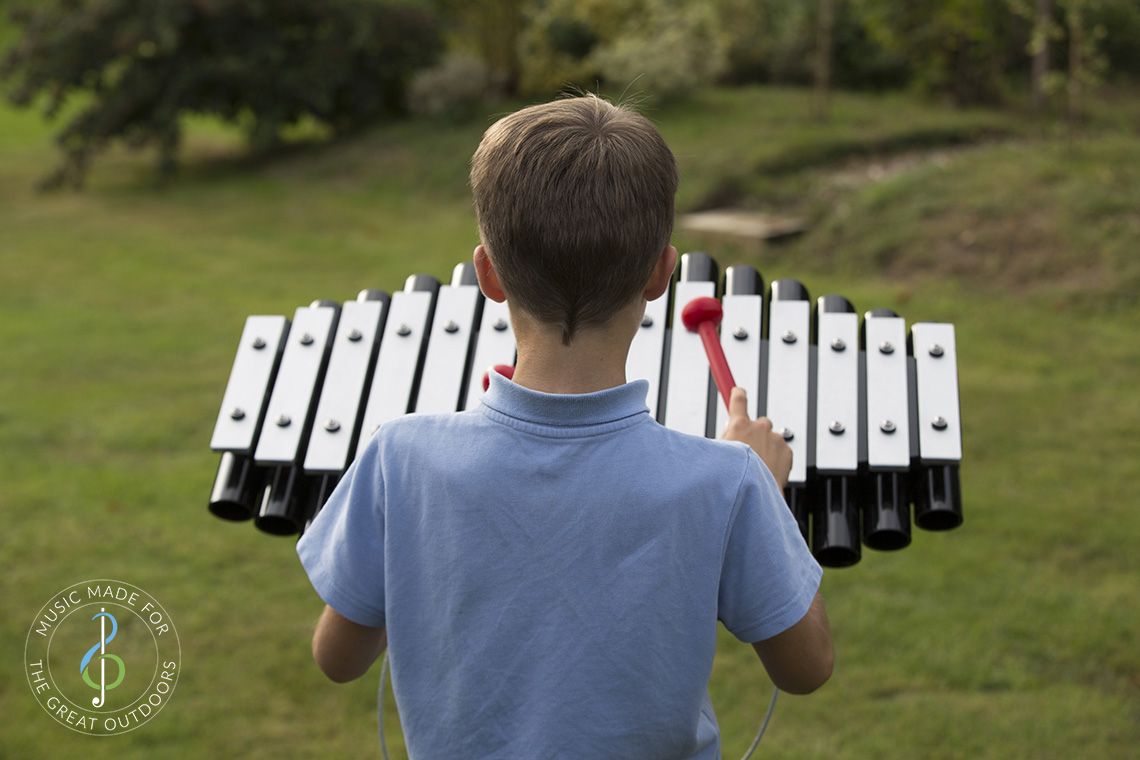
[473,244,507,303]
[644,245,678,301]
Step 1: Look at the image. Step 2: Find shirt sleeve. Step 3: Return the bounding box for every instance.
[718,449,823,643]
[296,434,386,628]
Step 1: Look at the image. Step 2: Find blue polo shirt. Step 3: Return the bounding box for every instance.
[297,373,821,759]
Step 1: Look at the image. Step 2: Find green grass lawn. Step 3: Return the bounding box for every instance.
[1,86,1137,758]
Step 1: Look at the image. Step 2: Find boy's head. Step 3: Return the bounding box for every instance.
[470,94,678,345]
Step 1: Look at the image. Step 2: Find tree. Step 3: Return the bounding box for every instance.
[851,0,1017,105]
[1031,0,1053,110]
[0,0,443,188]
[1060,0,1107,128]
[432,0,527,96]
[1093,0,1140,80]
[517,0,726,102]
[813,0,836,119]
[589,1,728,104]
[1011,0,1062,110]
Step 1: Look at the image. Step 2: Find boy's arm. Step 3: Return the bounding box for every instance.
[718,441,831,695]
[751,592,833,694]
[296,436,388,683]
[311,605,387,683]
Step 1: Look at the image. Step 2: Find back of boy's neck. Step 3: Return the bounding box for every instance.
[511,328,630,395]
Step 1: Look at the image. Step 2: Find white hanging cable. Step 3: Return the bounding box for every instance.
[378,652,391,760]
[739,687,779,760]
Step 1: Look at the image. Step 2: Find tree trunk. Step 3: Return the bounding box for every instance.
[467,0,524,96]
[1066,3,1083,132]
[813,0,835,120]
[1031,0,1052,111]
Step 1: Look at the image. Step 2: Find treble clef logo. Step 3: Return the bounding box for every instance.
[80,608,125,708]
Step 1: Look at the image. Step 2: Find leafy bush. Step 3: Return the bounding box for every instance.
[850,0,1018,105]
[1095,0,1140,80]
[430,0,526,95]
[408,53,489,121]
[519,0,726,103]
[518,0,609,97]
[712,0,950,93]
[590,2,727,104]
[0,0,443,187]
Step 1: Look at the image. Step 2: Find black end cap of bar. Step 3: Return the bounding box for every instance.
[860,307,900,348]
[724,265,763,296]
[815,294,856,335]
[818,294,855,314]
[356,288,390,304]
[451,262,478,287]
[404,274,441,294]
[679,251,718,283]
[769,278,810,302]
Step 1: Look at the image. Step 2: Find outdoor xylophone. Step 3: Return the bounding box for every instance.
[207,252,963,568]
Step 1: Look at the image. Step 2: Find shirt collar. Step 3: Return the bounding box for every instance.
[479,371,651,430]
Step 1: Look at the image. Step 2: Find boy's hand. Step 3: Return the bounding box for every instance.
[721,387,792,490]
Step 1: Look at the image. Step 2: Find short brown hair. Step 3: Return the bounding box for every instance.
[470,94,678,344]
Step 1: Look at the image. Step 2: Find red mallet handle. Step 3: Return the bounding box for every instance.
[481,363,515,392]
[681,296,736,410]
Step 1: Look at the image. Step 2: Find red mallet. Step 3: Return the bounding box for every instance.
[681,296,736,410]
[481,363,516,392]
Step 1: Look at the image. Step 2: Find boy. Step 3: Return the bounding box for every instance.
[297,94,832,758]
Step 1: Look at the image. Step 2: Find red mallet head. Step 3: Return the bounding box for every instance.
[481,363,516,392]
[680,295,737,411]
[681,296,724,333]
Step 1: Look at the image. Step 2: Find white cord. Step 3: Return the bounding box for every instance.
[378,652,390,760]
[739,687,779,760]
[377,652,777,759]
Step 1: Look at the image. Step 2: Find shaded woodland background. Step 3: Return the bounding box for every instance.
[3,0,1139,186]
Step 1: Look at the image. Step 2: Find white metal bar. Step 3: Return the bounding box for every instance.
[911,322,963,463]
[210,315,288,453]
[356,290,433,457]
[814,312,859,473]
[303,300,386,473]
[415,285,481,414]
[663,281,716,437]
[864,316,911,470]
[254,306,337,465]
[463,298,516,411]
[626,292,669,418]
[766,300,811,485]
[715,294,762,434]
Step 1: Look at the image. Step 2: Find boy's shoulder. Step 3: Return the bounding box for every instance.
[382,405,744,445]
[639,415,757,469]
[365,408,488,457]
[375,406,756,486]
[370,407,478,436]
